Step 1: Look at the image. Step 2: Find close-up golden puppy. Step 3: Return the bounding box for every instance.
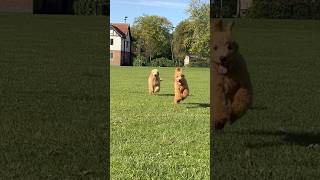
[174,67,189,104]
[211,20,253,130]
[148,69,160,95]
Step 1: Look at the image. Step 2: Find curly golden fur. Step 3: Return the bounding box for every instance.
[174,67,189,104]
[148,69,160,95]
[211,20,253,130]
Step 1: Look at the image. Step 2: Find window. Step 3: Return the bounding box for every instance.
[110,39,113,45]
[126,41,129,48]
[110,52,113,60]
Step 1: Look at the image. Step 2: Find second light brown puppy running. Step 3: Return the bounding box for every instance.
[174,67,189,104]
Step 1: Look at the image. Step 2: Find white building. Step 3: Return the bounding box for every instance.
[110,23,132,65]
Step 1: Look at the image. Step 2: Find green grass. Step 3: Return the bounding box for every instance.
[3,13,319,179]
[111,19,320,179]
[211,19,320,179]
[0,14,108,178]
[111,67,210,179]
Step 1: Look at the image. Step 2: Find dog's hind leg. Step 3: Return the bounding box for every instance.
[181,89,189,100]
[230,87,252,124]
[174,93,180,103]
[149,87,154,95]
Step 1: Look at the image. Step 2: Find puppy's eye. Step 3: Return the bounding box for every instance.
[227,44,233,50]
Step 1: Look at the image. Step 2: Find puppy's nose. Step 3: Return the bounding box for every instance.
[219,56,227,63]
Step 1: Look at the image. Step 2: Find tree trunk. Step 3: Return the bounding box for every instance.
[236,0,240,18]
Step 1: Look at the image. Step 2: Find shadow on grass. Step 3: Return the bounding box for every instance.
[81,72,102,78]
[157,94,174,96]
[232,129,320,148]
[250,105,268,111]
[184,103,210,109]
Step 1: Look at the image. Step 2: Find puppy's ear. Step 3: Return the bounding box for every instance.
[213,20,223,32]
[227,22,235,32]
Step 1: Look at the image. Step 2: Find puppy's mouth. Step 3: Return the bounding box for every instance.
[217,62,228,74]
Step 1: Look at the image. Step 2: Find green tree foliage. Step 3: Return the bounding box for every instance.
[186,0,210,58]
[212,0,237,18]
[172,20,194,65]
[131,15,173,62]
[73,0,107,15]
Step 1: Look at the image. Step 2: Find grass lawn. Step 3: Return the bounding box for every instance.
[211,19,320,179]
[0,14,108,178]
[111,67,210,179]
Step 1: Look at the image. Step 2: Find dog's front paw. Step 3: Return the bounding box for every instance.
[174,99,182,104]
[214,120,226,130]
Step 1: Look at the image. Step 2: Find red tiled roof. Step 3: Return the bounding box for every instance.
[111,23,130,37]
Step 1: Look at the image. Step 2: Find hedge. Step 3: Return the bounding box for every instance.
[248,0,320,19]
[150,57,175,67]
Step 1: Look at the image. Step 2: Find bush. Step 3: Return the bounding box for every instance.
[73,0,107,15]
[188,58,209,67]
[248,0,320,19]
[133,55,148,66]
[150,57,175,67]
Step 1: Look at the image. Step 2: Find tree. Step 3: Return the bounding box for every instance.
[131,15,173,61]
[172,20,194,64]
[73,0,107,15]
[186,0,210,58]
[236,0,240,17]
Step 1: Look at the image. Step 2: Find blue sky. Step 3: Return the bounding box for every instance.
[110,0,203,27]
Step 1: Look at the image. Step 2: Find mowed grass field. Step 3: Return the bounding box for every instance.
[111,67,210,178]
[111,19,320,179]
[212,19,320,179]
[0,14,108,178]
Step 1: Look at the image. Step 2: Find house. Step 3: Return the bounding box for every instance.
[110,23,132,66]
[0,0,74,14]
[0,0,33,13]
[184,55,190,66]
[237,0,253,17]
[33,0,108,15]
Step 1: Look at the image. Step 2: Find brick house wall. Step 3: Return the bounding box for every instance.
[110,23,132,66]
[0,0,33,13]
[110,50,121,65]
[110,50,131,66]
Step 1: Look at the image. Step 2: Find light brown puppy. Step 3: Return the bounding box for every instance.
[174,67,189,103]
[148,69,160,94]
[211,20,253,130]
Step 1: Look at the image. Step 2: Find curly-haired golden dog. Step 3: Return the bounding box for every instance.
[174,67,189,103]
[211,20,253,130]
[148,69,160,94]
